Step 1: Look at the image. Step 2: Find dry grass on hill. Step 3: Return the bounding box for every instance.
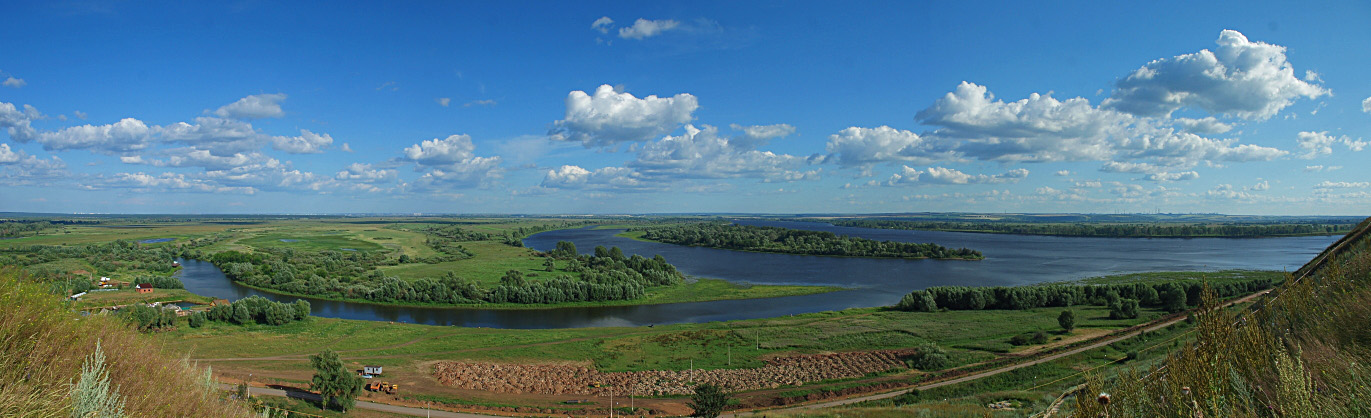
[0,267,254,417]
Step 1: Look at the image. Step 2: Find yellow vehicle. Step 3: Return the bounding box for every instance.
[385,384,398,394]
[589,382,603,388]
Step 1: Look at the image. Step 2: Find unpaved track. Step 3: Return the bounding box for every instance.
[221,384,500,418]
[726,289,1271,416]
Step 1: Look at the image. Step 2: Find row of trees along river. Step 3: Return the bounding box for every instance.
[826,219,1355,238]
[633,222,982,260]
[209,241,683,306]
[896,276,1277,316]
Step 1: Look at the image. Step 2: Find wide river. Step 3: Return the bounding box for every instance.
[177,220,1337,329]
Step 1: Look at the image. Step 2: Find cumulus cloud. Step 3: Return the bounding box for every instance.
[887,166,1029,186]
[269,130,333,154]
[400,134,503,189]
[1250,180,1270,191]
[630,124,815,182]
[464,99,497,108]
[157,116,260,155]
[549,84,698,147]
[618,18,681,39]
[591,16,614,34]
[436,97,451,107]
[403,134,477,165]
[212,93,287,119]
[3,77,25,88]
[335,162,397,183]
[1364,96,1371,113]
[1103,30,1327,120]
[0,144,67,180]
[541,165,646,190]
[1142,171,1200,182]
[101,172,255,194]
[1297,131,1364,159]
[1055,170,1072,176]
[824,126,955,168]
[0,102,41,141]
[1314,181,1370,189]
[728,123,796,150]
[1174,117,1233,134]
[31,118,155,154]
[908,82,1286,167]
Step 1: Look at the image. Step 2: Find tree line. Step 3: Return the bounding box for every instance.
[830,219,1354,238]
[209,241,684,306]
[896,277,1277,315]
[635,222,982,260]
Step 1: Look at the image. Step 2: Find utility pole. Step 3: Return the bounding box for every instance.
[727,346,731,366]
[610,387,614,418]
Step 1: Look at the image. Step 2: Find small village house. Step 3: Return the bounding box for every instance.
[135,283,154,294]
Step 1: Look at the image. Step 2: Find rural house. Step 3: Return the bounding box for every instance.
[135,283,153,294]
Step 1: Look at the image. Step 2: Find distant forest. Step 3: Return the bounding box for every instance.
[636,222,982,260]
[826,219,1354,238]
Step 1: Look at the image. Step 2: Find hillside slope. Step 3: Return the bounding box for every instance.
[1070,216,1371,417]
[0,267,253,417]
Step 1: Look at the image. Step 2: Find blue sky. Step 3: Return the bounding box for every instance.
[1,1,1369,215]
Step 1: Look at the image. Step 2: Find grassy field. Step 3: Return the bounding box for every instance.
[72,288,213,308]
[238,232,385,252]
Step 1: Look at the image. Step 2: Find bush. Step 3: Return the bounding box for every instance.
[1058,310,1076,332]
[907,343,952,370]
[1109,298,1140,319]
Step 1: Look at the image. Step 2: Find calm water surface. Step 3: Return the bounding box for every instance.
[177,220,1337,329]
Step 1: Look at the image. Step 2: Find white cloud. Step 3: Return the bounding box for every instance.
[540,165,646,190]
[1142,171,1200,182]
[436,97,451,107]
[824,126,954,168]
[269,129,333,154]
[1296,131,1364,159]
[1304,70,1322,82]
[888,166,1029,186]
[1055,170,1072,176]
[549,84,698,147]
[1173,117,1233,134]
[32,118,155,154]
[400,134,503,189]
[101,172,255,194]
[630,124,814,182]
[403,134,476,165]
[0,144,67,180]
[1363,96,1371,113]
[156,116,261,155]
[1250,180,1270,191]
[728,123,796,149]
[212,93,287,119]
[618,18,680,39]
[340,143,353,153]
[911,82,1286,166]
[73,111,88,120]
[464,99,497,108]
[335,162,397,183]
[2,77,25,88]
[592,16,614,34]
[1315,181,1370,189]
[1103,30,1327,120]
[0,102,40,141]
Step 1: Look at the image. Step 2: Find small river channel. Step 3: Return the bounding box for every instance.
[177,220,1337,329]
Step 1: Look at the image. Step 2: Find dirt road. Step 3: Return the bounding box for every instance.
[221,384,500,418]
[727,289,1271,416]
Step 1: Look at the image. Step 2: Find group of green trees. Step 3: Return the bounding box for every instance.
[210,242,684,306]
[421,225,482,261]
[120,296,310,330]
[829,219,1354,238]
[2,241,184,279]
[637,222,982,260]
[205,296,311,326]
[895,277,1276,315]
[0,220,80,238]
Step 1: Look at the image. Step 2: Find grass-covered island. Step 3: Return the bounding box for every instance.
[631,222,983,260]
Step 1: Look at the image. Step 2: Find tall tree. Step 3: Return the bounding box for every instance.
[309,349,361,411]
[688,383,729,418]
[1058,310,1076,333]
